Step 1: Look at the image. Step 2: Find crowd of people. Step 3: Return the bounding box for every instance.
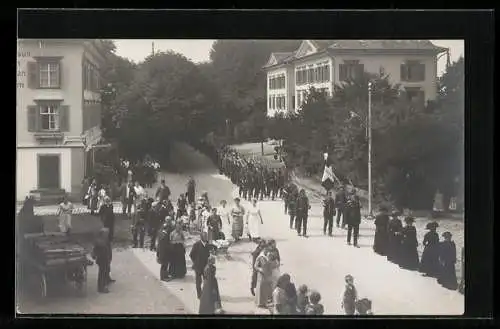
[372,207,460,291]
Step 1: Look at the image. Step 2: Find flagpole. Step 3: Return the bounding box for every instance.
[368,81,373,219]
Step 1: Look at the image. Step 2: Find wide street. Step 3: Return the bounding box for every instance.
[18,143,464,315]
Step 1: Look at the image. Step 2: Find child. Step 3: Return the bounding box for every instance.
[341,274,357,315]
[296,284,309,314]
[355,298,373,315]
[305,290,324,315]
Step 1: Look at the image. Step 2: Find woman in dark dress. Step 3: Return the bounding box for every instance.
[207,207,223,243]
[169,222,187,279]
[373,206,390,255]
[199,255,222,314]
[437,231,458,290]
[419,221,441,277]
[399,216,419,270]
[157,218,174,281]
[386,211,403,264]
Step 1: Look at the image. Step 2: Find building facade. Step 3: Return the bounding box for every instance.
[16,39,106,202]
[264,40,448,117]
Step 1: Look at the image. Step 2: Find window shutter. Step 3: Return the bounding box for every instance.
[27,62,39,89]
[59,105,70,132]
[419,63,426,81]
[339,64,347,81]
[27,106,39,132]
[400,64,407,81]
[58,61,62,88]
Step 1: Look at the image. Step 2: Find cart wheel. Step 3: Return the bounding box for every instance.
[40,273,47,299]
[76,266,87,297]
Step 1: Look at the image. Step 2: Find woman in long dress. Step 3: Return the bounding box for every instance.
[58,195,74,234]
[169,222,187,279]
[387,211,403,265]
[246,198,264,242]
[207,208,223,243]
[373,206,390,256]
[437,231,458,290]
[399,217,420,271]
[218,200,231,237]
[419,222,441,277]
[97,185,107,211]
[230,197,245,241]
[269,250,281,292]
[254,250,274,308]
[199,255,222,314]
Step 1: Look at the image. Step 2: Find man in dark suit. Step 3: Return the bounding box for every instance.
[345,191,362,248]
[336,186,348,229]
[189,232,210,299]
[156,180,171,203]
[323,191,336,236]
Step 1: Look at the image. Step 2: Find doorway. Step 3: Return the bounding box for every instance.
[38,154,60,189]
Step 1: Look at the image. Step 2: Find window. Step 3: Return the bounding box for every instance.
[40,104,60,131]
[339,61,364,81]
[401,61,425,82]
[269,96,272,108]
[39,62,60,88]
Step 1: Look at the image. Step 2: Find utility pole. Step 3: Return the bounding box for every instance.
[367,81,373,219]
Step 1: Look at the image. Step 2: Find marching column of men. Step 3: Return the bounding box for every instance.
[217,146,286,202]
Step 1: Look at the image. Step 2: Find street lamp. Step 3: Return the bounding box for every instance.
[345,81,373,219]
[367,81,373,219]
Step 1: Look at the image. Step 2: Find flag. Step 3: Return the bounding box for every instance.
[321,153,339,191]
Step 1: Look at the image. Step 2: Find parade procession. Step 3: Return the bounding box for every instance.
[16,34,468,316]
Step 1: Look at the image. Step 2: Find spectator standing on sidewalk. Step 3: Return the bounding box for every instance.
[373,206,390,256]
[341,274,358,315]
[387,210,403,265]
[296,189,311,238]
[190,232,211,299]
[419,221,440,277]
[399,216,420,271]
[437,231,458,290]
[92,228,112,293]
[157,219,174,281]
[323,191,336,237]
[250,239,267,296]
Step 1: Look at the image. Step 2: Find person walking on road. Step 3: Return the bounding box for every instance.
[323,191,336,236]
[230,197,246,242]
[399,216,420,271]
[92,228,112,293]
[122,181,136,218]
[88,179,99,215]
[254,249,275,308]
[190,232,211,299]
[250,239,267,296]
[157,219,174,281]
[341,274,358,315]
[169,222,187,279]
[186,176,196,205]
[218,200,231,237]
[207,207,223,243]
[296,189,311,237]
[155,179,171,203]
[336,186,348,229]
[246,198,264,242]
[199,255,222,314]
[287,186,299,230]
[99,196,115,242]
[373,206,390,255]
[57,195,74,235]
[419,221,440,277]
[437,231,458,290]
[345,194,361,247]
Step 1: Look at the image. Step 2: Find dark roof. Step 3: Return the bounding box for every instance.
[263,51,295,68]
[312,40,447,52]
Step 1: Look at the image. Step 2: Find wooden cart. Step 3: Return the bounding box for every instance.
[20,233,90,299]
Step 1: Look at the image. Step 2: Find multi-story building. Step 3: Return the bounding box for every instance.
[16,39,106,202]
[264,40,448,117]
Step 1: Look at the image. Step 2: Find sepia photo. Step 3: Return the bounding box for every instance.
[16,37,465,316]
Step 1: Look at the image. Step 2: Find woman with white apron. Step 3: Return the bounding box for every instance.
[246,198,264,242]
[58,195,74,234]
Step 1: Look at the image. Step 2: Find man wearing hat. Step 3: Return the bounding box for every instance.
[345,194,361,247]
[373,205,390,255]
[437,231,458,290]
[386,210,403,265]
[99,196,115,242]
[399,216,419,270]
[419,221,440,277]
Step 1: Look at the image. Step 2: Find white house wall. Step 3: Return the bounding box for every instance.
[267,67,288,116]
[16,147,72,201]
[294,56,334,110]
[332,53,438,101]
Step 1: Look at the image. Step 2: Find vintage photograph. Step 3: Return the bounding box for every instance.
[16,38,464,315]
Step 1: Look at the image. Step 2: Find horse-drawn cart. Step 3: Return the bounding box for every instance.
[20,233,91,299]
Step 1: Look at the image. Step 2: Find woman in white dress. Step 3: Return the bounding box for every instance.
[58,195,74,234]
[246,198,264,242]
[218,200,231,238]
[97,185,107,211]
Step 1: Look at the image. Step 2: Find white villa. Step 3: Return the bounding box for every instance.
[263,40,448,117]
